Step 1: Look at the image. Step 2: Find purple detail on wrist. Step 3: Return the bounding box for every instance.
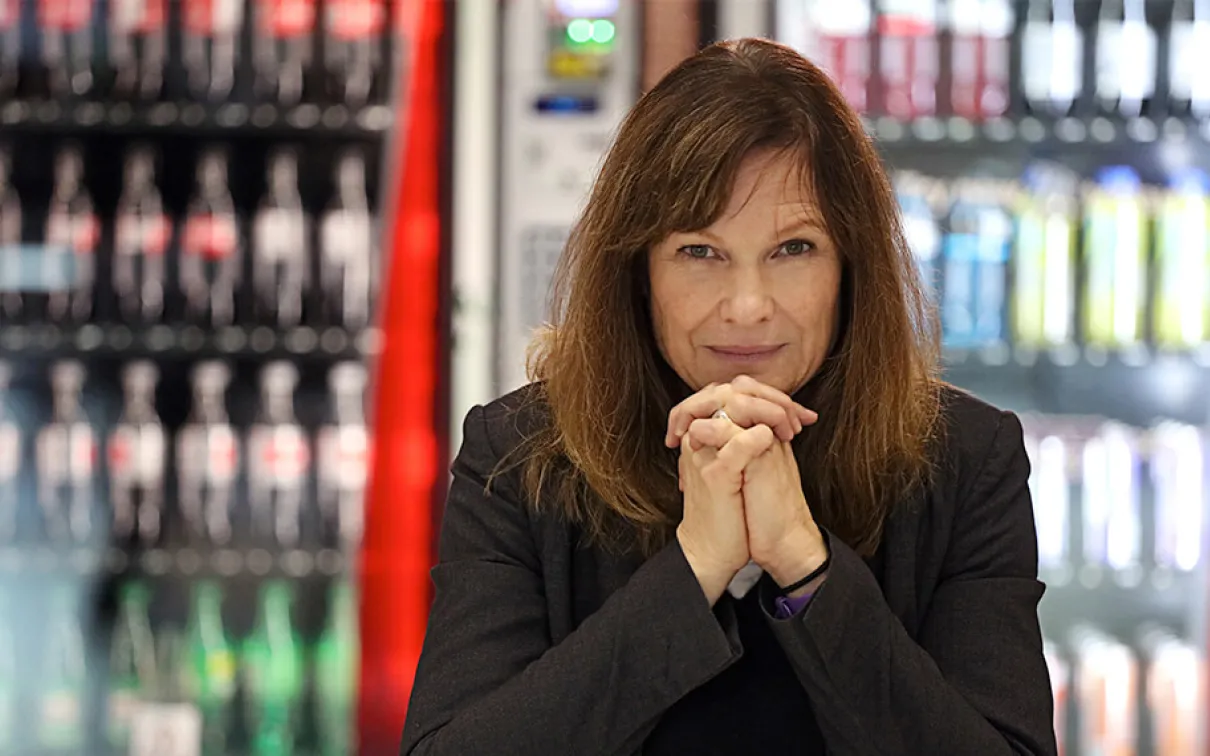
[773,591,814,619]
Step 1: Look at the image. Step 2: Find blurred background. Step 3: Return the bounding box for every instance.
[0,0,1207,754]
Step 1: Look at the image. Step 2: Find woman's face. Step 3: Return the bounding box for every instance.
[647,149,842,395]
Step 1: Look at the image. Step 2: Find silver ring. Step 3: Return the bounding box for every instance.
[711,408,731,423]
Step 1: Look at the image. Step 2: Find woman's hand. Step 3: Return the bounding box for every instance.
[742,440,829,591]
[676,417,777,606]
[664,375,818,449]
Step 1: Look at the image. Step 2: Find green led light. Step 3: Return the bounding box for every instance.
[591,19,616,44]
[567,18,594,44]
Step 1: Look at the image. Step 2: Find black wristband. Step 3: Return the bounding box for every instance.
[779,551,832,594]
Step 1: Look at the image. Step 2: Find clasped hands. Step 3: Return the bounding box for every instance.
[666,375,829,605]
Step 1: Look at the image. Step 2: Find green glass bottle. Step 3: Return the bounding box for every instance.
[314,580,359,755]
[38,586,86,753]
[243,580,304,756]
[181,581,236,756]
[108,581,157,748]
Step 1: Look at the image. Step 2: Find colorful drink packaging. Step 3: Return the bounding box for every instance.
[1153,169,1210,350]
[1141,628,1205,756]
[1012,165,1078,350]
[1071,626,1138,756]
[776,0,873,113]
[1021,0,1083,116]
[1081,422,1142,578]
[945,0,1013,119]
[1149,421,1205,573]
[893,171,944,302]
[941,178,1012,349]
[876,0,939,119]
[1082,166,1149,350]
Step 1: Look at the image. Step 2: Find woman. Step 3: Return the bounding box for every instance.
[401,38,1056,756]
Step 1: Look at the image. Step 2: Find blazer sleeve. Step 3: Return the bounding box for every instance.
[399,405,743,756]
[764,410,1057,756]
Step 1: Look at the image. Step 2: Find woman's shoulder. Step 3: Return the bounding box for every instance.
[931,382,1026,495]
[472,382,552,461]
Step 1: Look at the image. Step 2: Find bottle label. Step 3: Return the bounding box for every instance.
[327,0,385,40]
[0,0,19,29]
[183,0,243,36]
[256,426,311,485]
[321,425,370,489]
[182,214,238,260]
[254,208,306,262]
[320,211,372,262]
[46,212,100,254]
[38,0,92,31]
[39,424,96,479]
[116,214,172,257]
[112,0,167,33]
[180,425,238,484]
[0,423,18,479]
[1096,21,1156,101]
[109,424,166,483]
[259,0,316,38]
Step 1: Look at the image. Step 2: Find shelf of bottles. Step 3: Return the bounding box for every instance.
[0,1,395,754]
[777,0,1210,753]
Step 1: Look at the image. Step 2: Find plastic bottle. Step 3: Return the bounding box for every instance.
[1082,166,1149,349]
[1153,169,1210,349]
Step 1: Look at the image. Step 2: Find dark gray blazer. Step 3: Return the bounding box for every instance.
[400,384,1058,756]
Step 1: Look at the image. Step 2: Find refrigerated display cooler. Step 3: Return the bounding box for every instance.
[0,0,445,753]
[751,1,1210,753]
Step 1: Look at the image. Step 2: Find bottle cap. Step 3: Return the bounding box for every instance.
[1167,168,1210,193]
[1095,165,1141,192]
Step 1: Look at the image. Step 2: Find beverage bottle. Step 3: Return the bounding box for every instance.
[0,146,21,320]
[1012,166,1077,348]
[107,581,156,749]
[1021,0,1083,116]
[324,0,386,106]
[946,0,1013,119]
[0,361,18,541]
[183,0,244,100]
[1081,423,1142,574]
[320,148,375,328]
[113,146,172,323]
[1082,166,1149,349]
[253,0,317,105]
[248,362,310,547]
[108,0,167,99]
[1153,169,1210,350]
[777,1,873,113]
[1150,422,1204,573]
[181,581,236,756]
[893,171,943,302]
[1142,630,1205,756]
[1095,0,1156,118]
[0,0,19,97]
[108,361,166,545]
[177,361,239,545]
[44,145,99,323]
[180,149,241,327]
[1169,0,1210,119]
[37,586,87,753]
[313,580,358,755]
[253,147,309,327]
[36,361,97,544]
[242,580,305,755]
[317,362,369,546]
[39,0,95,96]
[941,179,1012,348]
[1071,627,1138,756]
[1031,432,1070,574]
[876,0,939,119]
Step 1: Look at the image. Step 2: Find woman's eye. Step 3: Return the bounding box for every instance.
[779,239,814,257]
[678,245,715,260]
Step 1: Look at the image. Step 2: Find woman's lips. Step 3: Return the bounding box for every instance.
[706,345,786,363]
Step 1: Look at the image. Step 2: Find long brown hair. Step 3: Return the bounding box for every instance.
[512,38,942,558]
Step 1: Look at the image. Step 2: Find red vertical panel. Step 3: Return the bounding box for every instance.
[359,0,444,751]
